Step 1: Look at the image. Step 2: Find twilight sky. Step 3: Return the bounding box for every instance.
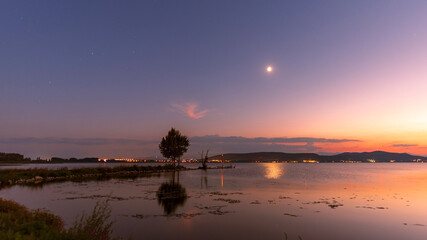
[1,1,427,158]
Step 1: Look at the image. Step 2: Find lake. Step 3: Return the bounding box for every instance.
[1,163,426,239]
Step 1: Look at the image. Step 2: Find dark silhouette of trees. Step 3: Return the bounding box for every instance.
[0,153,30,162]
[158,128,190,167]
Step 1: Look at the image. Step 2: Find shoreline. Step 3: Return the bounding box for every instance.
[0,165,184,188]
[0,164,234,188]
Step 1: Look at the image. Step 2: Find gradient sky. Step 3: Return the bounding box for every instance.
[1,1,427,158]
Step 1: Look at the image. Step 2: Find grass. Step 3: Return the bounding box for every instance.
[0,198,64,239]
[0,164,185,185]
[66,200,117,240]
[0,198,119,240]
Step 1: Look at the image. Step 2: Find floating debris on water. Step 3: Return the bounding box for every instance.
[193,205,234,215]
[210,191,228,196]
[328,204,343,209]
[209,191,243,196]
[355,206,388,210]
[213,198,240,204]
[207,206,234,215]
[175,212,203,219]
[61,194,146,201]
[413,224,425,227]
[283,213,300,217]
[302,199,344,209]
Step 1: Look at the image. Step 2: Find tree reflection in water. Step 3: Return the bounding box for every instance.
[200,169,208,189]
[156,171,187,215]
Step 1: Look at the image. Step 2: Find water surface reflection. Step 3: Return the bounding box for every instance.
[1,163,427,240]
[200,169,208,189]
[156,171,187,215]
[262,162,285,179]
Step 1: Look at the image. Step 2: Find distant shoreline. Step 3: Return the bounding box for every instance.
[0,164,235,188]
[2,150,427,165]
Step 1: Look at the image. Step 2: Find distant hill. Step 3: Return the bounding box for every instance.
[210,151,427,163]
[321,151,426,162]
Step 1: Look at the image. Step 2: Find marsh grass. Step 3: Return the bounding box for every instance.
[0,197,64,239]
[0,198,120,240]
[66,200,117,240]
[0,164,183,184]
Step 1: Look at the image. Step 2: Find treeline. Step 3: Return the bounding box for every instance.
[0,153,100,163]
[0,152,31,163]
[50,157,99,163]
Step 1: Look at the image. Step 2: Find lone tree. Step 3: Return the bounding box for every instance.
[159,128,190,167]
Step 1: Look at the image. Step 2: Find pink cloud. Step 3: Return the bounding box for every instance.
[171,103,209,119]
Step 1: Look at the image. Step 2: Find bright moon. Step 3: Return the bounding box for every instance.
[266,66,273,72]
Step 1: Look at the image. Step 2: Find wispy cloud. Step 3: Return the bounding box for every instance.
[392,144,418,147]
[190,135,359,144]
[171,103,209,119]
[189,135,360,155]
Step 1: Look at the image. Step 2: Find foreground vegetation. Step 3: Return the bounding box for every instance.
[0,198,117,240]
[0,164,185,187]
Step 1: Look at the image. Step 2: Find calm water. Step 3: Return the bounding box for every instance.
[1,163,427,239]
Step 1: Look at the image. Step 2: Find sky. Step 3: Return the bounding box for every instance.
[1,1,427,159]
